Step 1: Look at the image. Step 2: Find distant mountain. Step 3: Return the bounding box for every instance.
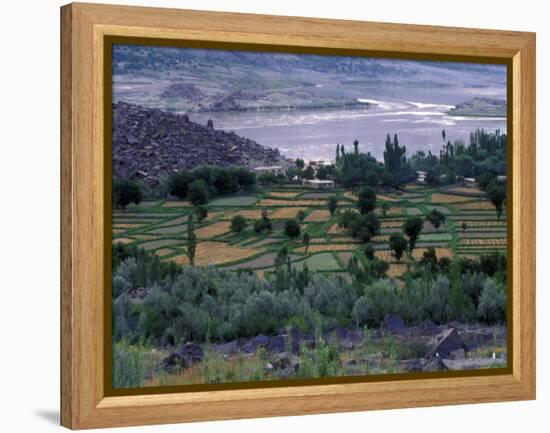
[112,45,506,113]
[112,102,287,185]
[448,97,506,117]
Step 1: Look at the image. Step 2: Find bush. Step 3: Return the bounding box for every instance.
[254,214,272,233]
[112,339,144,388]
[352,296,370,327]
[188,179,209,205]
[230,215,247,233]
[167,170,192,199]
[477,279,506,324]
[194,205,208,223]
[284,219,301,238]
[357,186,377,214]
[113,179,143,209]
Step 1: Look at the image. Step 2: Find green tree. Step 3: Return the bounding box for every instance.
[363,244,375,260]
[113,179,143,209]
[188,179,209,206]
[357,186,377,214]
[383,133,407,183]
[186,215,197,266]
[461,221,468,232]
[230,215,247,233]
[388,233,407,261]
[254,210,272,233]
[380,201,390,217]
[302,232,311,254]
[303,166,315,180]
[295,158,305,170]
[167,170,192,199]
[194,205,208,223]
[296,209,306,222]
[284,219,301,239]
[403,216,424,252]
[328,195,338,216]
[488,183,506,219]
[348,212,380,243]
[426,208,446,230]
[366,171,379,187]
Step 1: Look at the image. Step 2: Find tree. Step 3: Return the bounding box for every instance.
[302,232,311,253]
[295,158,305,170]
[425,169,438,186]
[303,166,315,180]
[388,234,407,261]
[254,210,272,233]
[113,179,143,209]
[185,215,197,266]
[188,179,209,206]
[477,172,494,191]
[296,209,306,222]
[383,133,407,183]
[426,209,446,230]
[365,171,379,187]
[212,167,239,195]
[487,183,506,219]
[353,139,359,155]
[328,195,338,216]
[194,205,208,223]
[461,221,468,232]
[380,201,390,217]
[348,212,380,243]
[230,215,247,233]
[357,186,377,214]
[403,216,424,252]
[168,170,192,199]
[284,219,301,239]
[363,244,375,260]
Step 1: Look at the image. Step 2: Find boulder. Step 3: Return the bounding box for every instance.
[241,335,270,354]
[381,314,405,333]
[450,348,466,360]
[178,343,204,364]
[267,335,286,353]
[427,328,466,359]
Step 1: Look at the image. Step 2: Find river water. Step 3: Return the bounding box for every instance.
[188,98,506,161]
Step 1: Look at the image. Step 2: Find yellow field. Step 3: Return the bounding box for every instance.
[430,193,476,203]
[155,248,174,257]
[460,238,507,246]
[294,244,358,254]
[194,221,232,238]
[167,242,259,266]
[269,191,302,198]
[112,237,134,245]
[387,207,403,216]
[328,224,346,235]
[457,220,506,227]
[381,220,404,228]
[270,207,308,219]
[375,247,452,262]
[377,194,399,202]
[343,191,357,201]
[371,235,390,242]
[161,200,192,208]
[446,186,484,195]
[221,209,269,220]
[454,201,497,211]
[387,263,407,278]
[112,229,126,234]
[304,209,331,222]
[258,199,325,207]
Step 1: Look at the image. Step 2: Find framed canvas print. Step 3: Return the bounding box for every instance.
[60,2,536,429]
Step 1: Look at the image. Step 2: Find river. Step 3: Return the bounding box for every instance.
[188,98,506,162]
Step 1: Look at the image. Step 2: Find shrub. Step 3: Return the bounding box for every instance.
[284,219,301,238]
[188,179,209,205]
[113,179,143,209]
[112,339,144,388]
[352,296,370,327]
[357,186,377,214]
[230,215,247,233]
[327,195,338,216]
[477,279,506,324]
[403,216,424,252]
[296,209,306,221]
[389,233,407,261]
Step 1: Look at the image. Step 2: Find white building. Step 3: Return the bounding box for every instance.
[303,179,335,189]
[464,177,477,187]
[416,171,427,183]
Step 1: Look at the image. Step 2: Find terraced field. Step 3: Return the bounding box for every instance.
[112,183,506,279]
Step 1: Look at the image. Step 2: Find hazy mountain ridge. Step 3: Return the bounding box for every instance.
[448,97,506,117]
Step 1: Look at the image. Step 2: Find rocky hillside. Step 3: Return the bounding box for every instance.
[448,97,506,117]
[112,102,287,184]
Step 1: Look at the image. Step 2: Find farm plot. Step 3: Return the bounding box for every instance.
[140,239,183,251]
[301,192,335,199]
[343,191,357,201]
[112,223,146,230]
[419,233,453,242]
[242,237,281,248]
[404,207,422,215]
[167,242,260,266]
[112,237,135,245]
[304,209,331,222]
[430,193,477,203]
[387,263,407,278]
[457,231,507,239]
[336,252,353,267]
[381,220,405,228]
[210,196,258,206]
[292,253,342,272]
[460,238,507,247]
[328,224,346,235]
[443,186,485,196]
[194,221,232,238]
[222,209,270,220]
[147,224,188,235]
[258,199,326,207]
[161,200,192,208]
[456,220,506,227]
[377,194,399,202]
[222,252,300,270]
[270,207,308,219]
[154,215,189,227]
[269,191,302,198]
[294,244,358,254]
[131,234,159,241]
[454,201,497,211]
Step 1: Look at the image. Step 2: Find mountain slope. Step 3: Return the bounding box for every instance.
[112,102,286,184]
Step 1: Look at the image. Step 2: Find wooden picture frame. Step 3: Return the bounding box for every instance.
[61,2,536,429]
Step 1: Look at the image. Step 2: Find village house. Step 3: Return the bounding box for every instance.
[303,179,335,189]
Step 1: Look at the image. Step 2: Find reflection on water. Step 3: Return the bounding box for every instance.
[188,98,506,161]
